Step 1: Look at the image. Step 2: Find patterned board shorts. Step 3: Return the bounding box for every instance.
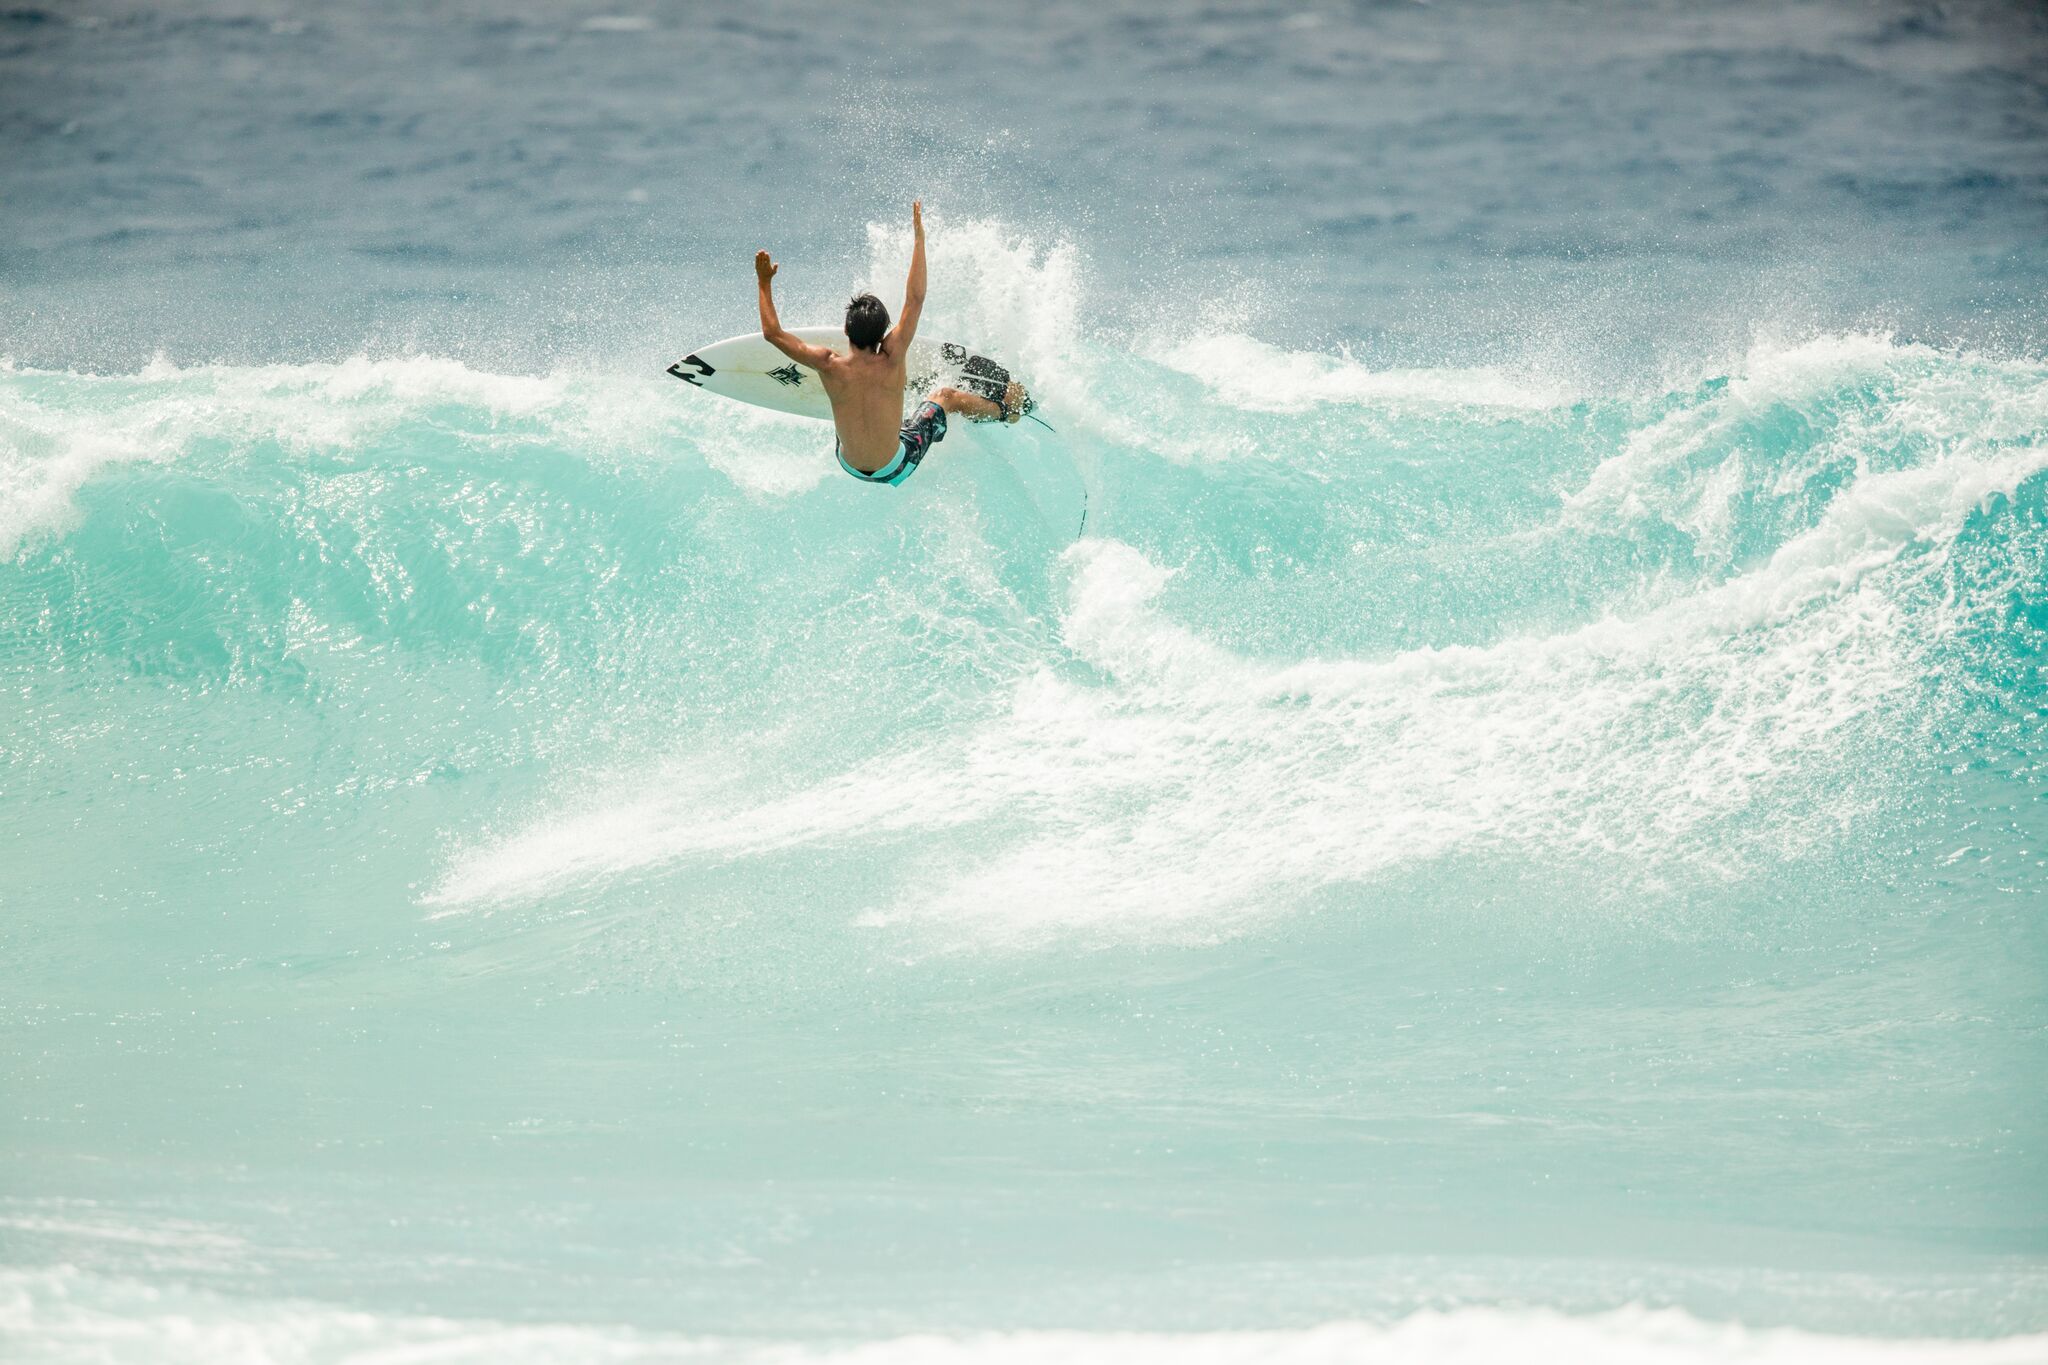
[836,400,948,486]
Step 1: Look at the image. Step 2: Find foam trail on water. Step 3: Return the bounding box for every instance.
[1155,333,1569,414]
[430,411,2045,932]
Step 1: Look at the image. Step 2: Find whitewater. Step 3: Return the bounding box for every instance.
[6,1,2048,1361]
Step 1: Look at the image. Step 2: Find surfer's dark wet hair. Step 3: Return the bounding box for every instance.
[845,293,889,352]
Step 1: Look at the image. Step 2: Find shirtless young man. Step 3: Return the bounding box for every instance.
[755,202,1021,486]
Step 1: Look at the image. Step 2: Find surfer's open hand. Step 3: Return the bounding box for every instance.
[754,250,777,284]
[912,201,923,239]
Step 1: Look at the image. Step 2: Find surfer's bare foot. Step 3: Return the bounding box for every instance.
[1002,381,1027,423]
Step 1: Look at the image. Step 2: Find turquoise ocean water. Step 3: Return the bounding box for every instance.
[5,2,2048,1360]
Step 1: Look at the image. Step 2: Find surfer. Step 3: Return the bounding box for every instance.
[755,201,1024,486]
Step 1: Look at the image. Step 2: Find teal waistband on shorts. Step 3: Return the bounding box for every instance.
[837,439,913,485]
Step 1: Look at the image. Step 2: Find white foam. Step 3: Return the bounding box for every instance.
[425,756,740,911]
[860,216,1082,380]
[1562,333,2048,568]
[799,1314,2048,1365]
[3,1268,2043,1365]
[0,410,155,557]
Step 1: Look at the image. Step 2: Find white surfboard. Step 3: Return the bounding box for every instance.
[666,327,1085,537]
[668,327,865,420]
[666,328,1041,423]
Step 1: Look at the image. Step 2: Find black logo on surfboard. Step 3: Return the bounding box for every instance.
[769,364,805,387]
[666,354,715,385]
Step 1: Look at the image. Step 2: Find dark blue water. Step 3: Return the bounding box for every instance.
[6,0,2045,369]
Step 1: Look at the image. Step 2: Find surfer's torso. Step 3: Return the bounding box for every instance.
[815,344,909,472]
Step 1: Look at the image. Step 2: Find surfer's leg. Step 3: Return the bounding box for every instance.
[932,385,1006,423]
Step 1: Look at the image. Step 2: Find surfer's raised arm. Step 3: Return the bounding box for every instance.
[756,250,834,369]
[886,201,925,354]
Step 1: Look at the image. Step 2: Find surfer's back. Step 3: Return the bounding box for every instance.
[816,344,909,471]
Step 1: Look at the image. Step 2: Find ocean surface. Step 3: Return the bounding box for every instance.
[5,1,2048,1361]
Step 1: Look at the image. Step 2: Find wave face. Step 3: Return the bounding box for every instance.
[7,305,2046,935]
[6,233,2048,1348]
